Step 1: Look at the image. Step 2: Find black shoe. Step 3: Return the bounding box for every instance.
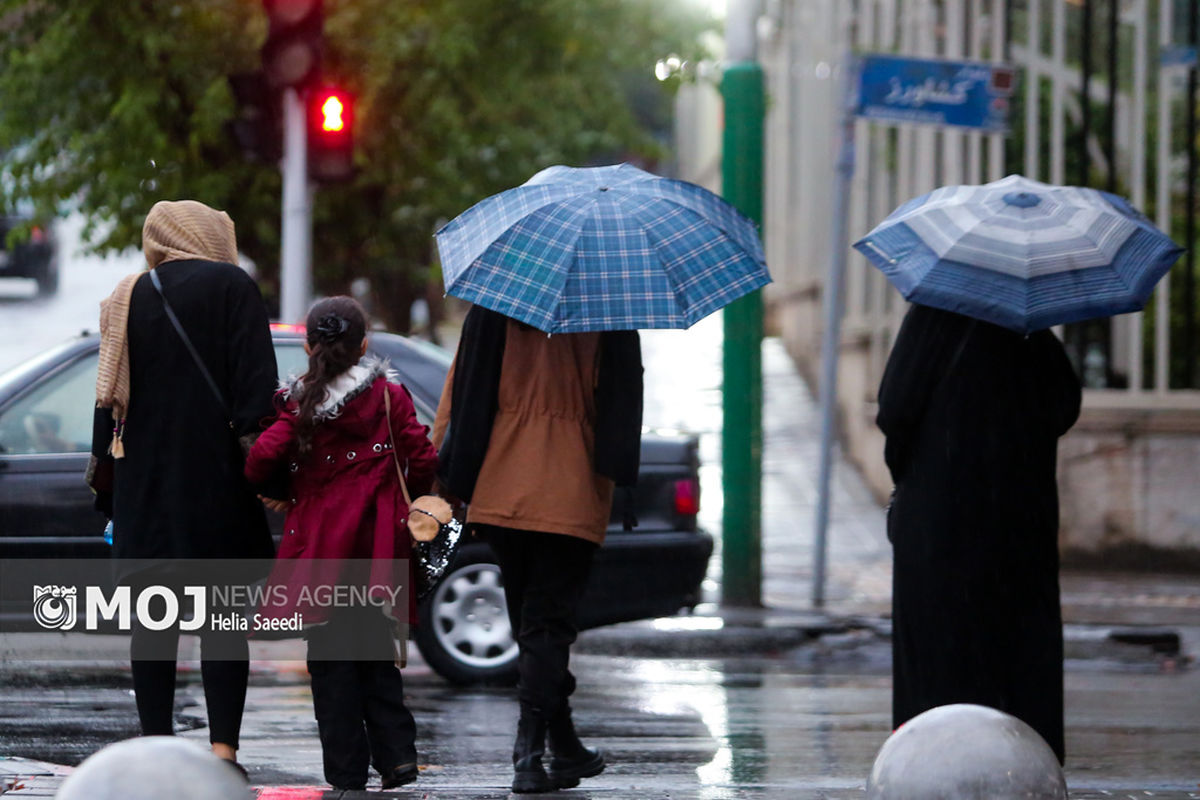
[512,715,553,794]
[546,707,605,786]
[381,761,419,789]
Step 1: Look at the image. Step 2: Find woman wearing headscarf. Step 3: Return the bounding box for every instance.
[88,200,277,778]
[876,303,1081,764]
[433,306,642,794]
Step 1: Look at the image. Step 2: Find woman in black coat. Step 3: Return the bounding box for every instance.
[876,303,1081,764]
[89,200,277,776]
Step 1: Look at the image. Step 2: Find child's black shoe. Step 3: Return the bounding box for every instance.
[381,762,419,789]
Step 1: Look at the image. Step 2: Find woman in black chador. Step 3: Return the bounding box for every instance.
[876,303,1081,764]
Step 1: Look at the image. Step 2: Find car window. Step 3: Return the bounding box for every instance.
[272,339,435,426]
[273,340,309,381]
[0,351,98,455]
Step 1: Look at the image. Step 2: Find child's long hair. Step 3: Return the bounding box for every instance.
[294,296,368,456]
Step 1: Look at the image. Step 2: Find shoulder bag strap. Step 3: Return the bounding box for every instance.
[382,387,414,506]
[149,269,232,426]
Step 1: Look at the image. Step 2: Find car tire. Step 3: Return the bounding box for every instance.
[34,260,58,297]
[414,542,519,686]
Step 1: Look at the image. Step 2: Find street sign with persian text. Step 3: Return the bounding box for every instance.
[856,53,1015,133]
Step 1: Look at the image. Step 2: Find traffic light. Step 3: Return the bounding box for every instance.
[308,87,355,182]
[226,71,281,163]
[261,0,322,89]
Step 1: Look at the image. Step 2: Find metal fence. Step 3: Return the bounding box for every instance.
[761,0,1200,398]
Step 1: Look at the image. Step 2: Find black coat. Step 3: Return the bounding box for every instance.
[91,260,278,565]
[876,304,1081,764]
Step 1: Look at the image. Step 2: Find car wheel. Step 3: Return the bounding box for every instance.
[414,543,519,685]
[34,260,58,297]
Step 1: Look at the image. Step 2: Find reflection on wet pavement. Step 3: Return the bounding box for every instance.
[71,651,1182,798]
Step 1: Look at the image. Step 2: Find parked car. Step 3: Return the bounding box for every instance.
[0,327,712,684]
[0,212,58,296]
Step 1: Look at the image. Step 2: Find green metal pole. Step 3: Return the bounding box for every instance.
[721,61,765,607]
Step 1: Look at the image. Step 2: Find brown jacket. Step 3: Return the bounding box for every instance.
[433,320,613,544]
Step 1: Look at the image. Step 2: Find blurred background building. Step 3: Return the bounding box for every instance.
[676,0,1200,568]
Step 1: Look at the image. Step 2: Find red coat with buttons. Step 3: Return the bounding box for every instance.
[244,365,438,626]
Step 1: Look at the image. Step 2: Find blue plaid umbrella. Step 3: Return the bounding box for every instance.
[853,174,1183,334]
[435,163,770,333]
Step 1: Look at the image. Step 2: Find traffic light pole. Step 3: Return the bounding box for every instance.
[280,87,313,323]
[720,0,764,608]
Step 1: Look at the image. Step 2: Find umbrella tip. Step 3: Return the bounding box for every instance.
[1003,191,1041,208]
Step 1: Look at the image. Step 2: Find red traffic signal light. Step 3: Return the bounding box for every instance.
[261,0,322,89]
[308,87,354,182]
[319,94,345,132]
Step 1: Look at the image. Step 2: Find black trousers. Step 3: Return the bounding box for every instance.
[307,609,417,789]
[480,526,597,720]
[128,567,249,749]
[130,621,250,748]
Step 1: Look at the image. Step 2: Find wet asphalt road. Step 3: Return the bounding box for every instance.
[2,645,1198,799]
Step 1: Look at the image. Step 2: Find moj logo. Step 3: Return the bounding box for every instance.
[32,585,208,632]
[33,585,77,630]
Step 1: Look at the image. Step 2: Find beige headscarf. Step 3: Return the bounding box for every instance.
[95,200,238,457]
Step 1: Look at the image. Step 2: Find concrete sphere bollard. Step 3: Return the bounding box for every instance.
[56,736,252,800]
[866,704,1066,800]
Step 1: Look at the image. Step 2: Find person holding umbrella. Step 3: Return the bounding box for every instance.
[433,308,640,793]
[875,304,1080,762]
[859,175,1182,763]
[431,163,769,793]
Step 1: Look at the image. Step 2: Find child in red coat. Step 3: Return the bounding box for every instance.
[245,296,437,791]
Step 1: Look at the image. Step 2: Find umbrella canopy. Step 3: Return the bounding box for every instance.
[853,174,1183,334]
[435,163,770,333]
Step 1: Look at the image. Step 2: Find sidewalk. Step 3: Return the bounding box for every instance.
[581,318,1200,665]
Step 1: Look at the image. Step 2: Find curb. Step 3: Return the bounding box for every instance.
[0,756,72,796]
[575,612,874,657]
[575,613,1188,667]
[0,621,1186,682]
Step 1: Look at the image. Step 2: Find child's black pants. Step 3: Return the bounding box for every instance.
[306,608,416,789]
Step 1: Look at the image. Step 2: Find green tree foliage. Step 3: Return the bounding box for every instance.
[0,0,711,325]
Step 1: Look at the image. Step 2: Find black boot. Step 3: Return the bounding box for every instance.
[512,715,552,794]
[546,706,605,787]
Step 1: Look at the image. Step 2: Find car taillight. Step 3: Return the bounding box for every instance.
[674,479,700,516]
[30,226,45,243]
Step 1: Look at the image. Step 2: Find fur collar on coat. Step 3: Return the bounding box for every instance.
[279,356,398,421]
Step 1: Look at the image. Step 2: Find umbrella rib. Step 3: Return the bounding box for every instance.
[619,193,753,322]
[441,188,592,291]
[594,194,688,321]
[524,194,601,333]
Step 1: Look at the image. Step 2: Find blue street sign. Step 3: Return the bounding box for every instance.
[856,54,1015,133]
[1160,45,1198,69]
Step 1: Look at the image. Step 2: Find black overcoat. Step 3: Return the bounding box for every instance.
[91,260,278,565]
[876,304,1081,764]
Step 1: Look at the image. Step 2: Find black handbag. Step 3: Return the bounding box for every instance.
[382,387,463,601]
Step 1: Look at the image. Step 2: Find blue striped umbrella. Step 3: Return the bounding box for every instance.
[435,163,770,333]
[853,174,1183,334]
